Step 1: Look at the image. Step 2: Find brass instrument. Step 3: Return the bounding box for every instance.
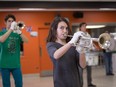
[64,31,93,53]
[13,21,25,33]
[17,21,25,29]
[98,33,116,51]
[65,32,116,53]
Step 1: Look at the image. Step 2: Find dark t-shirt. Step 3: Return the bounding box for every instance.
[46,42,81,87]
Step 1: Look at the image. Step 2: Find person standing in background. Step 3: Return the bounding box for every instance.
[78,22,96,87]
[46,16,86,87]
[102,31,114,76]
[0,14,28,87]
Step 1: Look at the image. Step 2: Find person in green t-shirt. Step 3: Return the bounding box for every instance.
[0,14,28,87]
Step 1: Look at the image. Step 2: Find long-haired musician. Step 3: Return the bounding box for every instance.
[46,17,86,87]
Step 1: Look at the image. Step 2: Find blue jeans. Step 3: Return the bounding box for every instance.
[1,68,23,87]
[103,52,113,74]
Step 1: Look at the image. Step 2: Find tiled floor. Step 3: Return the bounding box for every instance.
[83,66,116,87]
[0,65,116,87]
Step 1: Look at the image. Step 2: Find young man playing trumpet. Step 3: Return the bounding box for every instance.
[78,22,96,87]
[0,14,28,87]
[102,31,114,76]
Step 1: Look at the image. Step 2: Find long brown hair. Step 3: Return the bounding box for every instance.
[46,17,72,43]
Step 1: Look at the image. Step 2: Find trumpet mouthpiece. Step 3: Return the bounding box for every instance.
[63,34,73,37]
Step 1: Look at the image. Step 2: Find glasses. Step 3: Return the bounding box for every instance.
[7,20,14,22]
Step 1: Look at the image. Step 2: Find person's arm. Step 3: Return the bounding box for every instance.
[0,29,12,43]
[0,22,17,43]
[79,53,86,68]
[54,32,83,60]
[54,43,72,59]
[14,26,28,43]
[20,34,28,43]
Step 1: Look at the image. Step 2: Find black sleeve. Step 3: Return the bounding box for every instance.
[75,51,82,68]
[46,42,57,60]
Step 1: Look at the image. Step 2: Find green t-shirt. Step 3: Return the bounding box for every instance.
[0,29,22,68]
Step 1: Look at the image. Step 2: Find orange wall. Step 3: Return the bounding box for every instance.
[0,11,116,74]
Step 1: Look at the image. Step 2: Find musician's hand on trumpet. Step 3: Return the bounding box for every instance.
[14,29,22,35]
[65,31,93,53]
[10,21,25,35]
[64,31,88,53]
[68,31,84,46]
[10,21,17,30]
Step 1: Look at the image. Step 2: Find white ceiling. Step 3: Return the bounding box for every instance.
[0,0,116,11]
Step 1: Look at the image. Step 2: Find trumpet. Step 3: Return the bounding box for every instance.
[65,32,116,53]
[64,33,93,53]
[13,21,25,33]
[17,21,25,29]
[98,33,116,51]
[64,34,73,37]
[64,34,91,40]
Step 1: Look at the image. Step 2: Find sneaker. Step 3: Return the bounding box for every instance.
[88,84,96,87]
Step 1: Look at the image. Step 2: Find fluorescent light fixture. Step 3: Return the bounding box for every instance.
[100,8,116,11]
[86,25,106,29]
[18,8,100,11]
[19,8,47,11]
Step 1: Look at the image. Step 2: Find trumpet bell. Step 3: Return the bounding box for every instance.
[98,33,111,49]
[17,21,25,29]
[98,33,116,51]
[13,21,25,33]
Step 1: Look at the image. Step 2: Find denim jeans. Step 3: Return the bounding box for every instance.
[1,68,23,87]
[103,52,113,74]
